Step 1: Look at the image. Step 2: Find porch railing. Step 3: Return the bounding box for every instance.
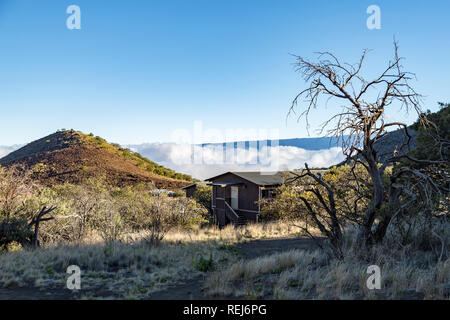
[224,201,239,223]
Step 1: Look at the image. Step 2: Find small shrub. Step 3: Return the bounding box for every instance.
[0,218,33,251]
[193,252,215,272]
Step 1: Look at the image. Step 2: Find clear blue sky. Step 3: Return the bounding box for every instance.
[0,0,449,145]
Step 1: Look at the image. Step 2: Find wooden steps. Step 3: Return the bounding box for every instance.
[234,211,248,227]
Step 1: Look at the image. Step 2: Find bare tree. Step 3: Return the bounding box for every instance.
[289,41,447,249]
[0,165,35,221]
[120,192,207,246]
[26,206,56,248]
[0,165,56,249]
[291,163,343,257]
[55,177,110,241]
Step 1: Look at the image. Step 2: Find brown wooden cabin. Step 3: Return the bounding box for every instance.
[207,171,288,228]
[181,183,198,198]
[181,181,208,198]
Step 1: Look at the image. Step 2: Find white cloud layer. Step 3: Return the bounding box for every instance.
[132,143,345,180]
[0,142,345,181]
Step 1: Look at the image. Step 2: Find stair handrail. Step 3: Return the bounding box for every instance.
[224,201,240,221]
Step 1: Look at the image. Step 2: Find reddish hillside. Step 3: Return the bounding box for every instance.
[0,130,191,189]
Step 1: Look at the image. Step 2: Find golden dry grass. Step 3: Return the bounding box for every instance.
[164,220,309,243]
[76,220,310,246]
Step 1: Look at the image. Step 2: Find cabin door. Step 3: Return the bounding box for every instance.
[231,186,239,210]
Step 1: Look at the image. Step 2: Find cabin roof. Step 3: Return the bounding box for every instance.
[207,171,289,186]
[180,181,208,189]
[181,183,196,190]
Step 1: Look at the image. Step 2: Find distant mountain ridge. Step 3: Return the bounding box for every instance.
[199,136,344,151]
[337,128,419,166]
[197,131,418,167]
[0,130,192,188]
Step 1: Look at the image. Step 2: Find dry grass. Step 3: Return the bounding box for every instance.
[0,240,231,299]
[0,220,305,299]
[76,220,310,246]
[4,218,446,300]
[163,220,310,244]
[205,244,449,300]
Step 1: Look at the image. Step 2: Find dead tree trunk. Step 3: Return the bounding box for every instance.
[357,143,386,245]
[26,206,56,248]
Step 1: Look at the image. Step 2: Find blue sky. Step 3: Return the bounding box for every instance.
[0,0,449,145]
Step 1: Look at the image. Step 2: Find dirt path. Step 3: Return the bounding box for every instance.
[147,237,321,300]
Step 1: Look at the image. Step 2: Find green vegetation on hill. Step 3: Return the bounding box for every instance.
[78,132,193,181]
[410,103,450,161]
[37,130,194,182]
[401,103,450,190]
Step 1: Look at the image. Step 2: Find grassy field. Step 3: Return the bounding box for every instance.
[0,221,306,299]
[1,220,448,300]
[205,247,449,299]
[205,225,450,300]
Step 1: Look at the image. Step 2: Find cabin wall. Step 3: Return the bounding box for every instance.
[210,173,260,212]
[184,185,197,198]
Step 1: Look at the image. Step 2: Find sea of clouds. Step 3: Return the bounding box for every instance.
[131,143,345,180]
[0,142,345,180]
